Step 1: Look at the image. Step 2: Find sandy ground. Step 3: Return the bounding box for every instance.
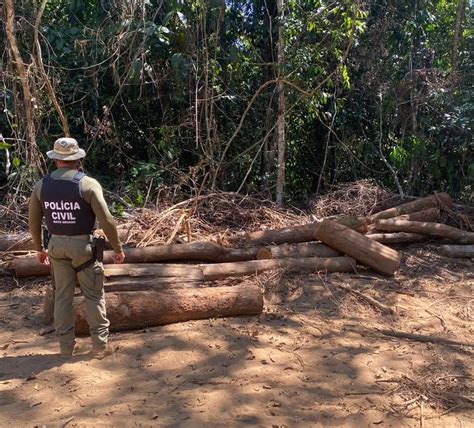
[0,244,473,427]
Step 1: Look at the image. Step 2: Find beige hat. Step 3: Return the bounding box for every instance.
[47,137,86,161]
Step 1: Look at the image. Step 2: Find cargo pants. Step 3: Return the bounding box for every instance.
[48,235,109,352]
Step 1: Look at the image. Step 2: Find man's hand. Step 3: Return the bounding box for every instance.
[37,250,49,265]
[113,251,125,264]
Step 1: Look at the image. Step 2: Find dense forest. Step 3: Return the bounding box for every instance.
[0,0,472,208]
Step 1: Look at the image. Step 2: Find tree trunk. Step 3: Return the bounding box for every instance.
[441,245,474,258]
[374,220,474,244]
[314,219,401,276]
[275,0,286,206]
[393,207,440,223]
[13,241,264,278]
[451,0,467,71]
[74,285,263,334]
[368,193,452,222]
[367,232,426,244]
[4,0,39,166]
[104,256,355,280]
[242,219,364,246]
[257,242,341,259]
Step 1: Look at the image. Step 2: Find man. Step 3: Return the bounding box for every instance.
[28,137,125,359]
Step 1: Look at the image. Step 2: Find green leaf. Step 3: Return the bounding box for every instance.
[13,157,21,168]
[0,142,11,150]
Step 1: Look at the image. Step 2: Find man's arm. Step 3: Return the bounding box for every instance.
[28,182,49,264]
[28,183,44,252]
[86,178,124,257]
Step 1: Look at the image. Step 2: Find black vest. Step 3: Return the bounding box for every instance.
[40,171,96,235]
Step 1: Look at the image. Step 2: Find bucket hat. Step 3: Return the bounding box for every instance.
[46,138,86,161]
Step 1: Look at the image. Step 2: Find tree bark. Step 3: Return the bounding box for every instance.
[104,256,355,280]
[392,207,440,223]
[74,285,263,334]
[367,232,426,244]
[13,241,264,277]
[314,219,401,276]
[275,0,286,206]
[374,220,474,244]
[368,193,452,223]
[257,242,341,259]
[441,245,474,258]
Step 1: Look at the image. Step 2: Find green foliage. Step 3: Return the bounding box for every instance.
[1,0,472,202]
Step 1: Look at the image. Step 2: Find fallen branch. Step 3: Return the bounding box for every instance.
[337,283,397,315]
[367,232,426,244]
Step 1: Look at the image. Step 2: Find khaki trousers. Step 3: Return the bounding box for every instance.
[48,235,109,351]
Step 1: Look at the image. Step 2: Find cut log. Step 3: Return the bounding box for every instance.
[440,245,474,258]
[374,220,474,244]
[394,207,440,223]
[314,219,401,276]
[74,284,263,333]
[368,193,452,223]
[244,219,366,246]
[256,242,341,259]
[13,241,264,278]
[367,232,426,244]
[104,276,205,292]
[104,257,355,280]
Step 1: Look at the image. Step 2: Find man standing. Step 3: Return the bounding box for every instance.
[28,137,125,359]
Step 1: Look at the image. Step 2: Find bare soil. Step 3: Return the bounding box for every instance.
[0,244,473,427]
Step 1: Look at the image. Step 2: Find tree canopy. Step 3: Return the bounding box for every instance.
[1,0,472,207]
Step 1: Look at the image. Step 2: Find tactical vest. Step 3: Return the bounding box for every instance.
[40,171,96,235]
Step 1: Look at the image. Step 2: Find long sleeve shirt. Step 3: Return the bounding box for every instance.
[28,168,123,253]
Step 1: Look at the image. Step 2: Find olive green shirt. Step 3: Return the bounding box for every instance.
[28,168,123,253]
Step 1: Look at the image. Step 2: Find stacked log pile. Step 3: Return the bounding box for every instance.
[4,191,474,333]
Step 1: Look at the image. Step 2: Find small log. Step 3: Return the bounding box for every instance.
[314,219,401,276]
[440,245,474,258]
[104,257,355,280]
[374,220,474,244]
[367,232,426,244]
[256,242,341,259]
[394,207,440,223]
[74,284,263,333]
[368,193,452,223]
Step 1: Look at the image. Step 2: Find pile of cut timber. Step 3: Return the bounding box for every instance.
[7,191,474,333]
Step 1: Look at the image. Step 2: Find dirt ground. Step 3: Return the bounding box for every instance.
[0,244,473,427]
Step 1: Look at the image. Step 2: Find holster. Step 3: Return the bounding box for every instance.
[73,235,106,273]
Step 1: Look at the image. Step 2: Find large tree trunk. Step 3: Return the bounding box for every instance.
[314,219,401,276]
[374,220,474,244]
[74,285,263,334]
[441,245,474,258]
[368,193,452,222]
[104,256,355,280]
[367,232,426,244]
